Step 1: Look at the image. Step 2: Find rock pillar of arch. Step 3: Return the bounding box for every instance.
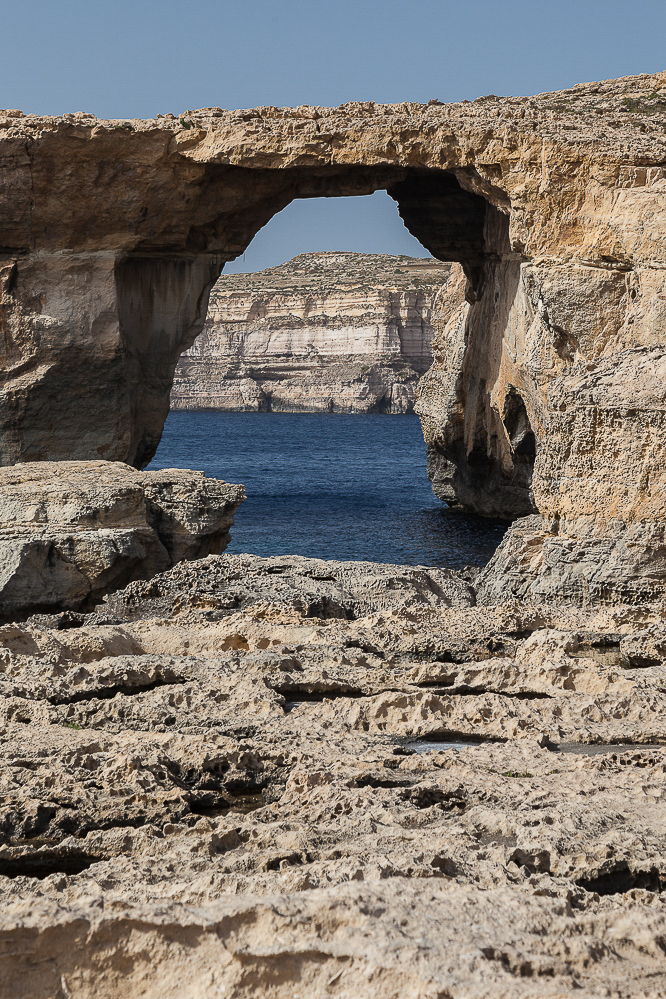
[0,249,222,467]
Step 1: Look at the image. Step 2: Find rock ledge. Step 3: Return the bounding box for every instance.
[0,461,244,617]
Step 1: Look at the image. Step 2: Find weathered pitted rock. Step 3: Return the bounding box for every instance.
[475,514,666,607]
[0,462,244,616]
[5,74,666,992]
[1,573,666,995]
[5,879,666,998]
[102,552,476,622]
[172,252,452,413]
[2,74,666,547]
[621,626,666,668]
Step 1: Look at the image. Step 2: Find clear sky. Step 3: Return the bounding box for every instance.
[4,0,665,270]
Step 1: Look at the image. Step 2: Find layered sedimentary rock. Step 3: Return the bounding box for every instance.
[0,462,244,617]
[2,557,666,996]
[1,73,666,585]
[171,252,452,413]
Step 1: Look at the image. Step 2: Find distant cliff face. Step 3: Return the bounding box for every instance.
[170,253,454,413]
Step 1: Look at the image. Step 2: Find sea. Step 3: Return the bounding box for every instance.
[148,411,507,569]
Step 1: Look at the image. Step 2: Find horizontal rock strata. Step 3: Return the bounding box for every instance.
[0,462,244,617]
[0,555,666,995]
[171,252,454,414]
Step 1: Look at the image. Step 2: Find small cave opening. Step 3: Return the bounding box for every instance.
[0,848,102,880]
[576,864,666,896]
[431,383,538,521]
[502,387,536,490]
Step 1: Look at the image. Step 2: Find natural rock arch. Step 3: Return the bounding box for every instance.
[2,72,666,585]
[1,151,534,517]
[1,138,530,515]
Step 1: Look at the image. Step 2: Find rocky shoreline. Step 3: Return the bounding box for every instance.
[2,69,666,995]
[2,552,666,996]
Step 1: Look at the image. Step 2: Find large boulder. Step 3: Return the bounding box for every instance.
[0,461,244,617]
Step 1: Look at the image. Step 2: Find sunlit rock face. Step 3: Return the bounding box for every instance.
[2,73,666,598]
[0,461,244,617]
[171,252,453,414]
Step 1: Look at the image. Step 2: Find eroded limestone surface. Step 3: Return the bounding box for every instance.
[476,513,666,607]
[0,462,244,617]
[1,555,666,996]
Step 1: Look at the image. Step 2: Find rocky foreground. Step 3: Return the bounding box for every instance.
[171,252,454,414]
[2,552,666,997]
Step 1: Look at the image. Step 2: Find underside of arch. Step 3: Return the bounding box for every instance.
[110,165,509,470]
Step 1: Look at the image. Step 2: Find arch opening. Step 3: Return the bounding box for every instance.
[170,194,447,418]
[124,165,508,467]
[115,164,502,467]
[149,183,511,570]
[502,387,537,509]
[126,163,531,531]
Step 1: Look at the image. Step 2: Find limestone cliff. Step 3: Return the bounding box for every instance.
[171,252,453,414]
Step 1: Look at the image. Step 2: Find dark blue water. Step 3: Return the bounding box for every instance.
[148,412,507,568]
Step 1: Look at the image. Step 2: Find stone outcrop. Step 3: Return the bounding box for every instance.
[103,552,476,621]
[2,73,666,604]
[171,252,452,413]
[476,514,666,607]
[0,462,244,617]
[1,557,666,995]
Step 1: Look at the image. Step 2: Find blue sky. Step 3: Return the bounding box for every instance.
[5,0,664,269]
